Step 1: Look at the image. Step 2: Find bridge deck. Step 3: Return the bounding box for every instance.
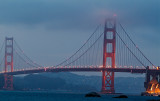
[0,67,159,75]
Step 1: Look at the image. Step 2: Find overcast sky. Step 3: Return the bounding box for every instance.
[0,0,159,76]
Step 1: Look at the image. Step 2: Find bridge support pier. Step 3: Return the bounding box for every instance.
[3,74,13,90]
[144,66,160,92]
[144,66,150,90]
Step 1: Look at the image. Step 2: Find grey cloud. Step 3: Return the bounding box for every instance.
[0,0,159,28]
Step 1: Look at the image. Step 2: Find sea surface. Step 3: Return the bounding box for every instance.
[0,91,159,101]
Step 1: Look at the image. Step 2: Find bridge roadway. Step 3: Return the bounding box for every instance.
[0,67,159,75]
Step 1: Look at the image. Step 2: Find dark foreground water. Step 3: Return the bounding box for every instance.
[0,91,159,101]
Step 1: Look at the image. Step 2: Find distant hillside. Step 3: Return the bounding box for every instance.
[13,73,97,93]
[13,72,145,94]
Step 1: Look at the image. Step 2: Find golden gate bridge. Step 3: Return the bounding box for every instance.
[0,18,159,94]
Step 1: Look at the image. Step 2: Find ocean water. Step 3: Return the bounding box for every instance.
[0,91,159,101]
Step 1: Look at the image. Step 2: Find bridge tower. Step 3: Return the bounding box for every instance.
[3,37,13,90]
[101,19,116,93]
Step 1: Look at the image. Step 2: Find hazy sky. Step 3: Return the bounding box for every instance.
[0,0,159,76]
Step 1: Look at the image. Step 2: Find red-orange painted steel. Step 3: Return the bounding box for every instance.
[4,37,13,90]
[101,19,116,93]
